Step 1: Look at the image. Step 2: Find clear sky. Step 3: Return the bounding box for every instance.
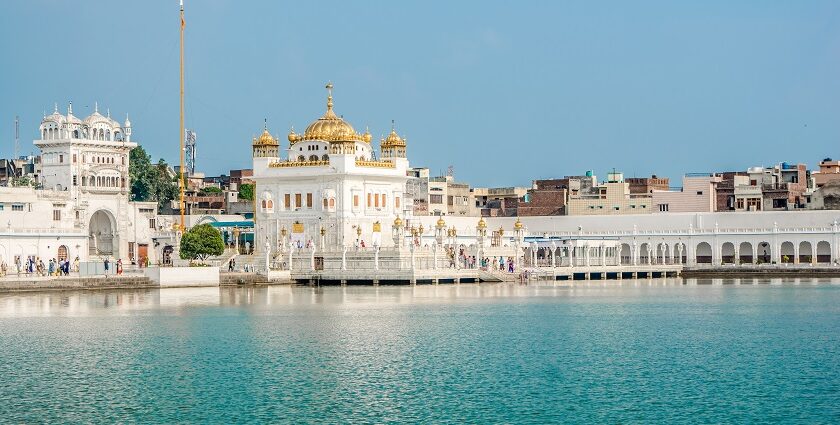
[1,1,838,187]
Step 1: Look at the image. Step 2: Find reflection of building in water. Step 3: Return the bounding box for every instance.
[0,103,158,266]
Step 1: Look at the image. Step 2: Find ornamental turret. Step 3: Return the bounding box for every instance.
[380,120,407,160]
[252,120,280,158]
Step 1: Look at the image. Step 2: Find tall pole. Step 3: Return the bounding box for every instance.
[179,0,186,231]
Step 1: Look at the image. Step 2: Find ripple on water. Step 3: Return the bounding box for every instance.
[0,281,838,423]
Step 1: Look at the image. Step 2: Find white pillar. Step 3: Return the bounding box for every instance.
[374,247,380,271]
[341,246,347,270]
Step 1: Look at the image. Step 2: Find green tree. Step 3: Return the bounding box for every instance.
[238,183,254,201]
[199,186,223,195]
[179,224,225,261]
[129,145,179,209]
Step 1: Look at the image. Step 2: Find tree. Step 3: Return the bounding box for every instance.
[179,224,224,261]
[129,145,179,209]
[199,186,223,195]
[238,183,254,201]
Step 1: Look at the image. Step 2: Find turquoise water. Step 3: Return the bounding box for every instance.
[1,279,839,423]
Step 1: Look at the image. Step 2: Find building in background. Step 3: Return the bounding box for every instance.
[813,158,840,188]
[565,171,652,215]
[651,174,721,213]
[626,175,670,194]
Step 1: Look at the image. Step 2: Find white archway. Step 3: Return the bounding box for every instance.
[816,241,832,264]
[89,210,117,257]
[696,242,713,264]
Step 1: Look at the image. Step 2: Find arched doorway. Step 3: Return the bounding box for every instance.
[721,242,735,264]
[738,242,753,264]
[620,243,631,265]
[798,241,813,264]
[757,241,771,264]
[780,242,795,263]
[816,241,832,264]
[696,242,712,264]
[89,210,117,257]
[57,245,68,262]
[639,243,652,264]
[674,243,687,264]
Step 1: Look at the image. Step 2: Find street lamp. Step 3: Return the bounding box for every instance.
[392,216,404,247]
[435,217,446,245]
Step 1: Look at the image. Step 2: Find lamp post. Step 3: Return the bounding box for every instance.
[435,217,446,246]
[319,227,326,253]
[280,226,287,252]
[392,216,404,247]
[476,217,487,268]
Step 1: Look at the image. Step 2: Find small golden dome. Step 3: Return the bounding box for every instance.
[363,128,372,143]
[436,217,446,228]
[477,217,486,229]
[288,127,299,143]
[381,129,406,147]
[393,216,403,227]
[514,218,523,230]
[254,128,278,146]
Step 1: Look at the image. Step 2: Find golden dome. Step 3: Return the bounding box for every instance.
[254,128,278,146]
[514,218,523,230]
[294,82,368,144]
[477,217,486,229]
[436,217,446,228]
[381,129,406,147]
[393,216,403,227]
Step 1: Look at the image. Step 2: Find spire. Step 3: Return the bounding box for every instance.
[94,101,99,113]
[325,81,334,112]
[107,108,111,118]
[53,103,58,114]
[67,102,73,115]
[264,117,267,130]
[391,119,396,131]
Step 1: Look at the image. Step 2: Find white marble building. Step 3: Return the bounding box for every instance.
[0,103,158,266]
[252,84,412,253]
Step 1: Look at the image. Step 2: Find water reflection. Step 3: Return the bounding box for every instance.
[0,278,838,317]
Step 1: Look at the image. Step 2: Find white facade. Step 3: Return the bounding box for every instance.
[252,84,412,253]
[0,104,157,267]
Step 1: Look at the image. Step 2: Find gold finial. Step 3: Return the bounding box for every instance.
[514,217,523,230]
[326,81,334,111]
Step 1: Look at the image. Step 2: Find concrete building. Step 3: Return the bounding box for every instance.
[473,187,529,214]
[651,174,720,213]
[813,158,840,188]
[566,171,652,215]
[715,163,811,212]
[626,175,669,194]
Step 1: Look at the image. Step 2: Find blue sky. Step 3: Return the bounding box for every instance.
[1,1,839,187]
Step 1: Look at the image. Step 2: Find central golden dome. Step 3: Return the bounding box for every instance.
[288,82,370,144]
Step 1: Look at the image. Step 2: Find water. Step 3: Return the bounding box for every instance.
[1,279,839,423]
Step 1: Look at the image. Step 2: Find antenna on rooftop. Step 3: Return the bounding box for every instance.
[14,115,19,159]
[447,165,454,178]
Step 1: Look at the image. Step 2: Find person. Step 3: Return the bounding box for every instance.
[228,258,235,272]
[116,259,123,275]
[73,256,80,273]
[48,259,55,276]
[15,257,21,275]
[104,258,110,276]
[360,240,366,248]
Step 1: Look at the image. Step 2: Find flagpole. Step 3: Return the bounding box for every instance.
[179,0,186,231]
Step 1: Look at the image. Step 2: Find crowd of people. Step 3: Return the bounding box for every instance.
[0,256,80,277]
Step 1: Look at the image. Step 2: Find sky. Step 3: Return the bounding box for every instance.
[1,0,839,187]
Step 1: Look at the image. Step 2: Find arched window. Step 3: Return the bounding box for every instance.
[105,130,111,140]
[321,154,328,161]
[329,198,335,208]
[323,198,328,208]
[73,130,79,138]
[297,155,305,162]
[309,155,319,161]
[42,129,47,139]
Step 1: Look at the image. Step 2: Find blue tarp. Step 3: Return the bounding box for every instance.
[207,221,254,228]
